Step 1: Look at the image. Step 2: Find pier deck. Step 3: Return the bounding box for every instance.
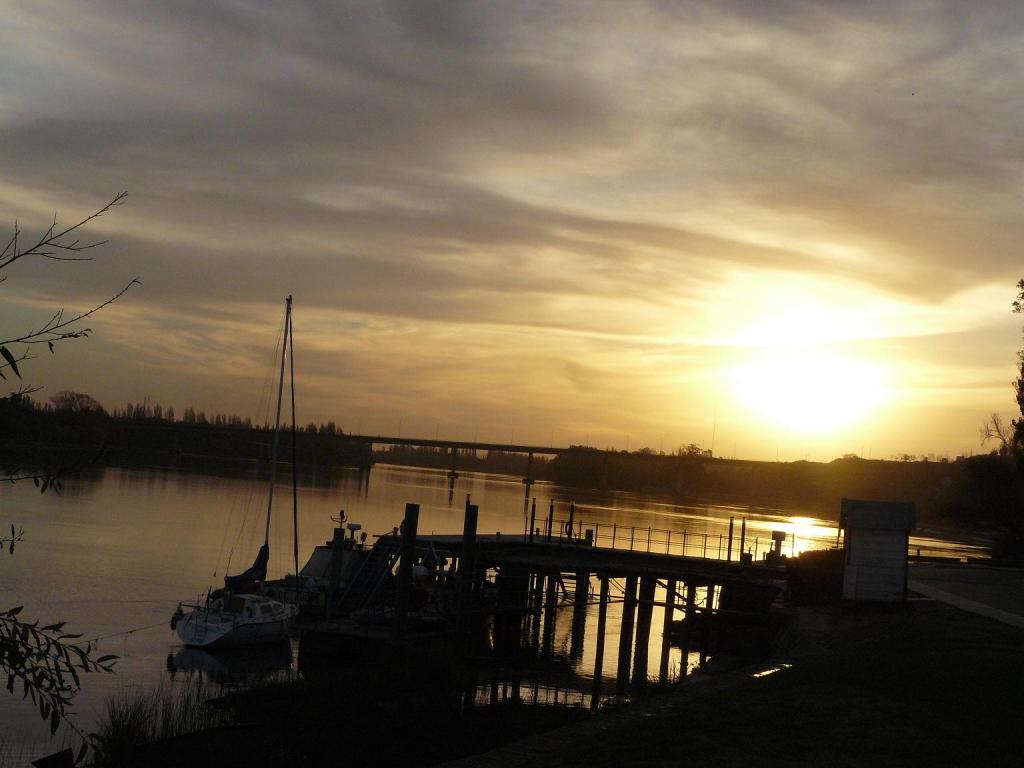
[378,534,785,585]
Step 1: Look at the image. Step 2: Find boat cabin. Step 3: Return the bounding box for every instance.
[214,593,288,619]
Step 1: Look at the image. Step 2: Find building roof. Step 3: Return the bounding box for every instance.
[841,498,916,531]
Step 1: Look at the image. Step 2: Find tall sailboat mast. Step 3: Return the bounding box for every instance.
[264,296,292,546]
[289,298,299,577]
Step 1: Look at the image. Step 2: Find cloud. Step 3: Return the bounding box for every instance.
[2,0,1022,457]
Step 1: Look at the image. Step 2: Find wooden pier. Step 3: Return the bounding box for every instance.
[303,501,785,710]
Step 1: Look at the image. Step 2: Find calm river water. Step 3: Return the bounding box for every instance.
[0,463,984,753]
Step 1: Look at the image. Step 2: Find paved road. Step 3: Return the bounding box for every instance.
[909,562,1024,627]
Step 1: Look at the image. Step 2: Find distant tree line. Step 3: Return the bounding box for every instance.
[544,449,974,525]
[40,391,347,436]
[0,392,370,475]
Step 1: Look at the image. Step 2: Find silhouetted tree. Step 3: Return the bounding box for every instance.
[980,412,1014,455]
[962,279,1024,557]
[49,390,106,414]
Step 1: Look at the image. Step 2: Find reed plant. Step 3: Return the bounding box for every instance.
[90,677,230,767]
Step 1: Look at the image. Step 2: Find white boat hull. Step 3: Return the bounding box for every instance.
[176,615,289,648]
[175,598,297,648]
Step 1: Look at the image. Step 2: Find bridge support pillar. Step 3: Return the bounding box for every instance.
[358,440,374,472]
[522,451,534,500]
[447,447,459,491]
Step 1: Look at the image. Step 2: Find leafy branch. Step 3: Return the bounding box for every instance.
[2,466,68,494]
[0,606,118,737]
[0,345,31,382]
[1,524,24,555]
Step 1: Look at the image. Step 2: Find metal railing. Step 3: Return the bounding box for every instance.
[522,513,801,563]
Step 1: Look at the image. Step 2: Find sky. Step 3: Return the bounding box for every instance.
[1,0,1022,461]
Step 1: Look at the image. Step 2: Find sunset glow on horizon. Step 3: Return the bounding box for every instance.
[2,1,1023,462]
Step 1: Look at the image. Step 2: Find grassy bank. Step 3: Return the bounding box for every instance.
[536,601,1024,767]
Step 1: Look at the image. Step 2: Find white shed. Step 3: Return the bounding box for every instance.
[840,498,915,604]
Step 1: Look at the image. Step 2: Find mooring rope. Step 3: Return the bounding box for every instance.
[84,619,170,645]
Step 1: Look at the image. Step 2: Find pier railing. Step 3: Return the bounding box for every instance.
[524,515,800,563]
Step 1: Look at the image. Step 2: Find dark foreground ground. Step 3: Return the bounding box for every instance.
[447,588,1024,767]
[57,567,1024,767]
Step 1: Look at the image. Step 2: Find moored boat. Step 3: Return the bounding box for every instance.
[172,593,297,648]
[170,296,301,647]
[262,518,373,614]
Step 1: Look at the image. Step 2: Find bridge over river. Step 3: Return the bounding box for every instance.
[343,433,759,497]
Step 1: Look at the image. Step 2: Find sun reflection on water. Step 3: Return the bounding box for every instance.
[782,516,837,556]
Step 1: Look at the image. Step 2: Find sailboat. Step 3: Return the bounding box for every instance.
[171,297,301,648]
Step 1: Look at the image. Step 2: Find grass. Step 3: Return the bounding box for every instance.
[90,677,231,767]
[537,601,1024,767]
[84,601,1024,766]
[85,634,589,767]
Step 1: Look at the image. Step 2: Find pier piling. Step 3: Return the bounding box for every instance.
[570,570,589,659]
[632,576,656,690]
[616,575,637,694]
[591,576,610,711]
[658,578,676,684]
[542,571,559,656]
[681,581,697,672]
[457,502,479,634]
[392,502,420,645]
[528,498,537,543]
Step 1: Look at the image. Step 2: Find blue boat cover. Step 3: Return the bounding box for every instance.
[224,544,269,590]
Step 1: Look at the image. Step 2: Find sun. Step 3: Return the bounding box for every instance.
[729,350,888,435]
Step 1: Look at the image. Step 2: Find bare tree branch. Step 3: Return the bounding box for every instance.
[0,192,126,272]
[980,412,1013,453]
[0,277,141,348]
